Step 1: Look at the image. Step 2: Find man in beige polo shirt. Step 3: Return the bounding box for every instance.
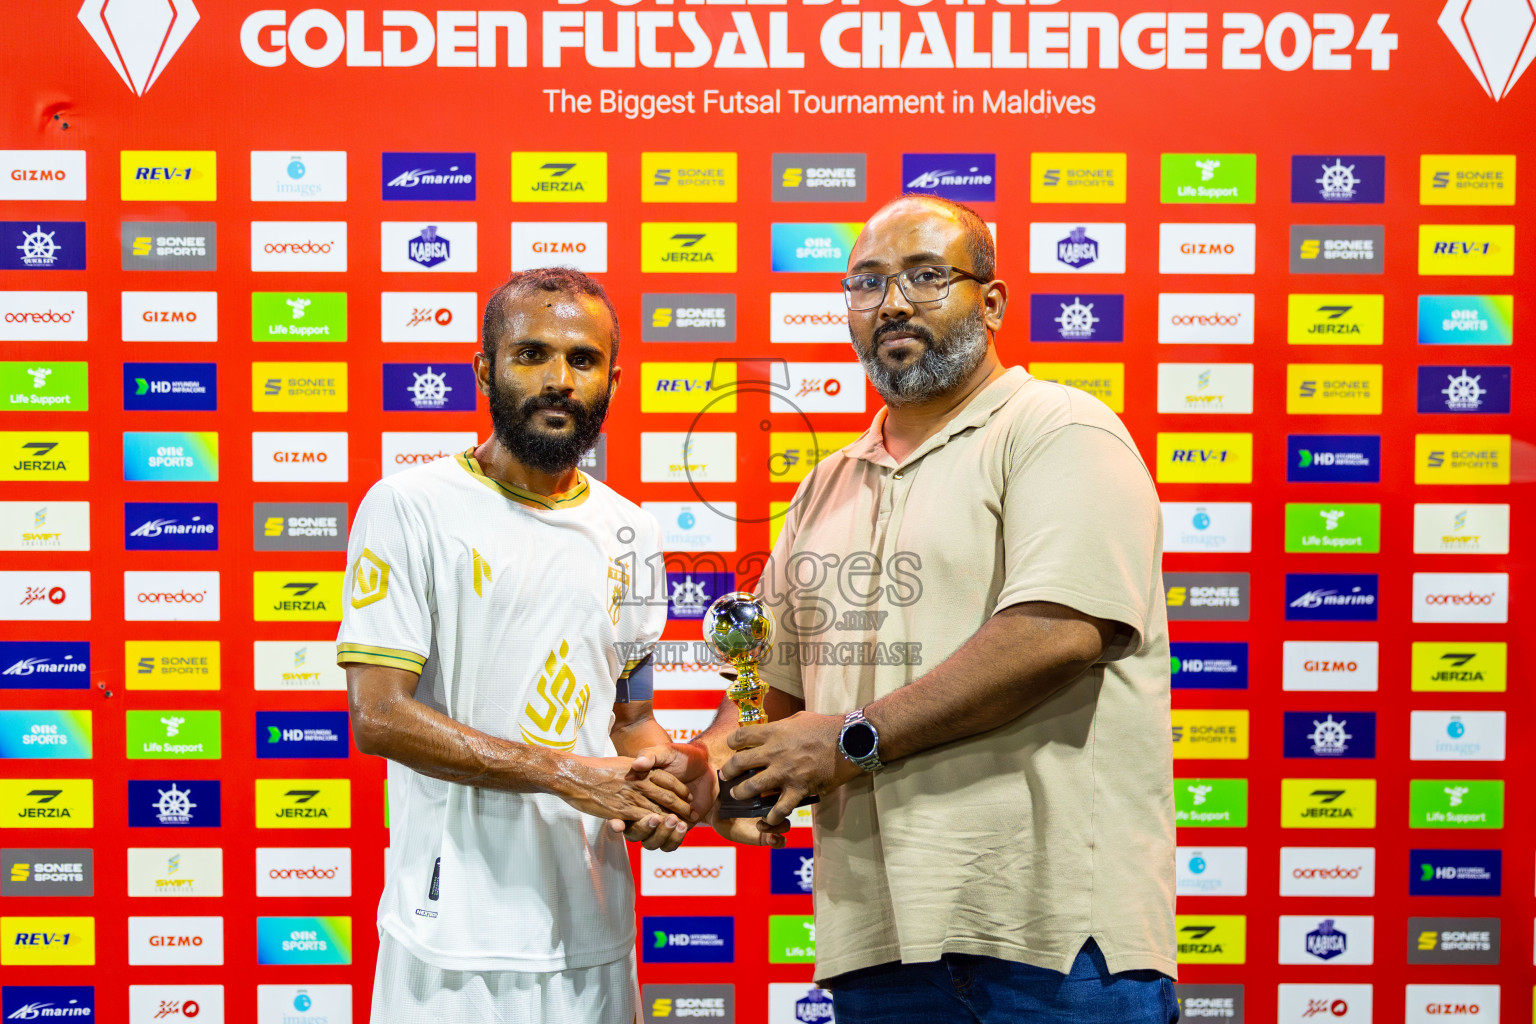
[697,194,1177,1022]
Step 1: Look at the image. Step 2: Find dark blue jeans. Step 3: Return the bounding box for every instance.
[822,940,1178,1024]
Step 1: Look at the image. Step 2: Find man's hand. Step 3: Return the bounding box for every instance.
[705,803,790,847]
[562,755,694,824]
[719,711,863,826]
[606,744,715,852]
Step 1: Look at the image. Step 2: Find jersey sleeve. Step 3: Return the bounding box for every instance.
[335,482,434,675]
[615,513,667,703]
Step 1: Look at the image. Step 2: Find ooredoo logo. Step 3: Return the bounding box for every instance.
[1411,573,1508,624]
[124,572,220,622]
[1279,847,1375,897]
[640,847,736,897]
[382,432,477,477]
[0,292,89,341]
[250,223,348,272]
[255,848,352,897]
[79,0,199,96]
[1158,294,1254,344]
[770,293,848,343]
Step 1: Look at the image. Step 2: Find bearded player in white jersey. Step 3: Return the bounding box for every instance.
[338,268,784,1024]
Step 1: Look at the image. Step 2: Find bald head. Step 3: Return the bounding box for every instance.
[851,194,995,282]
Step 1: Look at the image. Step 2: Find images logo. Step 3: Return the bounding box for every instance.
[1162,502,1252,553]
[1409,849,1500,896]
[641,502,737,554]
[79,0,198,95]
[1285,574,1378,621]
[1160,153,1256,204]
[1280,779,1377,828]
[0,642,90,691]
[254,780,351,829]
[1287,435,1379,483]
[1155,433,1253,484]
[1159,223,1257,274]
[1284,503,1381,553]
[382,153,475,201]
[1175,846,1247,896]
[124,710,220,759]
[251,292,346,342]
[1411,641,1506,693]
[903,153,996,202]
[1418,224,1514,275]
[1409,710,1505,761]
[642,153,737,203]
[1408,779,1503,828]
[1291,156,1385,204]
[1031,153,1125,203]
[1026,362,1124,412]
[1420,154,1515,204]
[1287,364,1382,414]
[1286,294,1385,345]
[257,711,350,759]
[773,153,865,201]
[1028,294,1124,342]
[510,222,606,272]
[1283,712,1376,759]
[1417,295,1513,345]
[1170,643,1249,690]
[1174,778,1247,827]
[641,293,736,343]
[1029,223,1126,274]
[1415,433,1509,484]
[120,151,215,202]
[1,223,86,271]
[122,363,216,412]
[641,916,734,964]
[383,363,476,412]
[122,432,218,483]
[121,222,215,271]
[1439,0,1532,100]
[510,152,606,202]
[1290,226,1383,274]
[0,710,93,760]
[769,223,855,273]
[124,640,220,692]
[1165,573,1250,622]
[250,150,347,202]
[1175,916,1245,964]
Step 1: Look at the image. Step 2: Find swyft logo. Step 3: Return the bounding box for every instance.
[1440,0,1534,100]
[79,0,199,96]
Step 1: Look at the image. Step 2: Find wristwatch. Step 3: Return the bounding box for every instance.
[838,708,885,773]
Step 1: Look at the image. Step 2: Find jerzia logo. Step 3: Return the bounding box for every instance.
[79,0,199,96]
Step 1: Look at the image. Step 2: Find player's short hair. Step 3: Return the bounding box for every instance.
[481,267,621,368]
[889,193,996,283]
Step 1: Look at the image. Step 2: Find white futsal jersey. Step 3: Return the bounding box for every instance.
[337,449,666,973]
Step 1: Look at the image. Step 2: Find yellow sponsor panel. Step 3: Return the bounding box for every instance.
[640,152,738,203]
[1280,778,1377,828]
[1286,294,1384,345]
[1155,433,1252,484]
[252,362,348,412]
[510,152,608,203]
[120,150,217,201]
[1030,152,1127,203]
[253,571,345,623]
[1286,364,1382,414]
[1411,641,1507,693]
[769,432,862,485]
[640,362,737,414]
[640,222,738,274]
[1,916,95,966]
[124,640,221,691]
[1176,915,1246,965]
[1418,224,1515,276]
[768,501,792,548]
[255,778,352,828]
[1027,363,1125,412]
[1420,155,1516,206]
[0,431,89,481]
[1415,434,1510,485]
[0,779,93,829]
[1171,710,1249,760]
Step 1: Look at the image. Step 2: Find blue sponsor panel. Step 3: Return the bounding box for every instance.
[770,847,815,895]
[1286,435,1381,483]
[1415,365,1511,414]
[382,152,477,201]
[665,571,737,621]
[0,641,91,690]
[1283,711,1377,758]
[127,779,222,827]
[642,916,735,964]
[1028,294,1125,342]
[122,362,218,411]
[1291,155,1386,203]
[1170,642,1249,690]
[1285,573,1379,621]
[901,154,997,202]
[382,363,477,411]
[1409,849,1501,896]
[124,502,220,551]
[0,222,86,270]
[1,986,95,1020]
[1417,295,1513,346]
[257,711,351,759]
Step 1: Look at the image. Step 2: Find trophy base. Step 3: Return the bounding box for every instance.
[717,767,820,820]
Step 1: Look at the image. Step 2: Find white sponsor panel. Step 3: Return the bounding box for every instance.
[1277,984,1372,1024]
[124,570,220,622]
[1161,502,1252,554]
[1159,224,1257,274]
[640,846,736,897]
[1411,572,1509,623]
[127,916,225,965]
[1282,641,1379,692]
[1404,986,1498,1024]
[640,432,737,483]
[769,292,849,343]
[769,983,832,1023]
[0,570,90,621]
[1413,504,1511,555]
[382,431,477,478]
[770,362,867,414]
[1409,710,1506,762]
[1175,846,1247,896]
[1279,848,1376,897]
[643,502,737,553]
[380,291,478,342]
[255,847,352,897]
[1155,363,1254,414]
[251,432,349,483]
[0,150,86,200]
[0,501,90,551]
[251,222,348,272]
[653,648,726,692]
[0,291,89,341]
[257,986,351,1024]
[510,222,606,272]
[653,708,718,744]
[250,151,347,202]
[127,847,224,897]
[129,985,226,1024]
[1158,293,1255,344]
[1028,222,1127,274]
[382,221,478,273]
[254,640,348,691]
[121,291,219,342]
[1278,915,1374,965]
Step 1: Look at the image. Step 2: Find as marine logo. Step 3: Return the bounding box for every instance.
[521,640,590,751]
[349,549,389,609]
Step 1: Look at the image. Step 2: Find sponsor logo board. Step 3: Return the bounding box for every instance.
[251,292,346,342]
[1417,295,1513,345]
[0,641,91,691]
[1029,222,1126,274]
[126,780,220,828]
[1280,779,1377,828]
[0,501,89,552]
[254,642,348,692]
[1282,642,1379,692]
[379,292,475,342]
[773,152,865,202]
[1170,642,1249,691]
[380,222,475,273]
[1412,503,1510,554]
[250,151,346,202]
[641,293,737,343]
[0,291,88,341]
[1411,641,1506,693]
[0,848,93,896]
[1157,293,1253,344]
[1279,848,1375,897]
[125,640,220,692]
[1159,223,1257,274]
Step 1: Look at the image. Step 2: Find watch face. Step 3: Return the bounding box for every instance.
[842,721,876,759]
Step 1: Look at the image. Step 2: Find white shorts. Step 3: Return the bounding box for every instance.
[370,930,639,1024]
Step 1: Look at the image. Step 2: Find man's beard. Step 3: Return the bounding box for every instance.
[486,375,609,476]
[853,306,990,406]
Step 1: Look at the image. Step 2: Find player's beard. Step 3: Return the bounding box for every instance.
[854,306,989,407]
[486,376,610,475]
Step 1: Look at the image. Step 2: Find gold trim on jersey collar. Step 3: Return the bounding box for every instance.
[456,448,591,510]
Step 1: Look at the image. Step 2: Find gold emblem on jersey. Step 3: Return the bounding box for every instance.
[472,548,492,597]
[521,640,590,751]
[607,557,630,625]
[349,548,391,609]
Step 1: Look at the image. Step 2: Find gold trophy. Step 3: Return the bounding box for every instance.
[704,591,817,819]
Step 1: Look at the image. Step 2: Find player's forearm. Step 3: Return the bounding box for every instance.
[695,686,806,768]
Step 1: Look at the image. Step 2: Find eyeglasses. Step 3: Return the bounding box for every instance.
[840,265,988,311]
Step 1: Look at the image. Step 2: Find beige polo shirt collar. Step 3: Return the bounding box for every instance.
[846,366,1030,470]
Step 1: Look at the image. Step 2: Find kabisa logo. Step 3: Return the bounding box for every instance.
[769,847,816,894]
[1285,574,1379,622]
[408,226,450,268]
[1417,295,1513,346]
[1283,712,1377,759]
[127,780,220,827]
[1,223,86,271]
[1,985,95,1020]
[773,153,866,202]
[124,503,218,552]
[382,222,474,273]
[1287,435,1380,483]
[902,153,996,202]
[382,153,476,201]
[1410,849,1501,896]
[1415,365,1510,413]
[1170,642,1249,690]
[1440,0,1533,100]
[122,363,216,412]
[665,572,735,621]
[1057,226,1098,268]
[1305,919,1347,961]
[382,363,476,412]
[79,0,198,95]
[1029,223,1126,275]
[1291,156,1386,203]
[1028,294,1124,342]
[641,916,734,964]
[0,642,90,691]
